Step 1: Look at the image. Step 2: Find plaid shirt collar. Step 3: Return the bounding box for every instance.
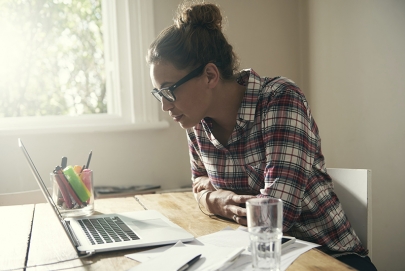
[201,68,265,147]
[236,69,263,123]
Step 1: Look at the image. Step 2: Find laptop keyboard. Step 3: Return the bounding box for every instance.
[78,216,140,245]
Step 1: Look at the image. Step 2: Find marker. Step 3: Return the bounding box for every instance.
[61,157,67,169]
[53,166,73,209]
[55,166,86,207]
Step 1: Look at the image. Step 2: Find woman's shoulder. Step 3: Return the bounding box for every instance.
[239,69,301,95]
[263,76,301,95]
[260,76,308,105]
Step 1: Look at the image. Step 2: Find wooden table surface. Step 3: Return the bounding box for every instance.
[135,192,352,271]
[0,204,34,270]
[0,192,352,271]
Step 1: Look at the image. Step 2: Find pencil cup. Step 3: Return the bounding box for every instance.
[50,168,94,217]
[246,198,283,271]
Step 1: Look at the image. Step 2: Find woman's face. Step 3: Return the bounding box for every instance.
[150,62,212,129]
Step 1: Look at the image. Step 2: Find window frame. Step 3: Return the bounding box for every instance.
[0,0,167,135]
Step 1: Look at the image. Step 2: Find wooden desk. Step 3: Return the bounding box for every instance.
[136,192,352,271]
[0,192,351,271]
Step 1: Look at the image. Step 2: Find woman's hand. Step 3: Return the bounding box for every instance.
[193,176,215,193]
[205,189,256,226]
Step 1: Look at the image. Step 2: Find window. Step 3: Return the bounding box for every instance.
[0,0,106,117]
[0,0,167,134]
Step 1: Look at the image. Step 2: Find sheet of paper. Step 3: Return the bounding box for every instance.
[126,238,245,271]
[126,239,202,263]
[127,241,200,271]
[197,227,250,248]
[224,238,320,271]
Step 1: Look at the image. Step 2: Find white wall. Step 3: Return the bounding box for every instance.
[1,0,402,270]
[302,1,405,270]
[154,0,302,83]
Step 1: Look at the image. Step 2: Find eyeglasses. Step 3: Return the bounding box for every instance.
[151,63,206,103]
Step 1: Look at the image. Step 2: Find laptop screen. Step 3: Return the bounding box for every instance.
[18,138,64,220]
[18,138,86,252]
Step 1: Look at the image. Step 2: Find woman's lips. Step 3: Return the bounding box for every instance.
[172,114,183,122]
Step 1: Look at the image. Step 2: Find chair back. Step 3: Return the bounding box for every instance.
[327,168,372,259]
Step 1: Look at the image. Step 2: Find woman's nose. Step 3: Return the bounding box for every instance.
[161,97,174,112]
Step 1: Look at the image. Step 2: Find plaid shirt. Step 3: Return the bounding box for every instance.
[186,69,367,257]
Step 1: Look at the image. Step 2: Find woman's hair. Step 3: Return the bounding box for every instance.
[146,1,239,80]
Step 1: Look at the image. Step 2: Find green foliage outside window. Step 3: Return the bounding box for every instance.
[0,0,106,117]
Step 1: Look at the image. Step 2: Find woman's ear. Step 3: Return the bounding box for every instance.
[204,63,220,88]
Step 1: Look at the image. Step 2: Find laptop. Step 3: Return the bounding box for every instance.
[18,138,194,256]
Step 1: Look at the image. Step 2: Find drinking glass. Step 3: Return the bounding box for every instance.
[246,198,283,271]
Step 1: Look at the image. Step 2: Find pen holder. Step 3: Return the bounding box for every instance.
[50,168,95,217]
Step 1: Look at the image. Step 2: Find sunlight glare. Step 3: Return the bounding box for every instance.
[0,19,25,84]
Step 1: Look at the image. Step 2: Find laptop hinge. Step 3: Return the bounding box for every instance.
[63,220,82,248]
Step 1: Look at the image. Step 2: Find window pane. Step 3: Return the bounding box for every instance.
[0,0,106,117]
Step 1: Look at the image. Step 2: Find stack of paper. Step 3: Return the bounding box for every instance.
[126,227,320,271]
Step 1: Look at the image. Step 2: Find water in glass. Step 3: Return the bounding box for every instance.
[249,227,282,271]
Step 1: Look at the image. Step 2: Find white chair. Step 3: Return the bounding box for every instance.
[327,168,372,259]
[0,189,48,206]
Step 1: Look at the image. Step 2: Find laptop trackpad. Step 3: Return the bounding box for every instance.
[132,219,170,230]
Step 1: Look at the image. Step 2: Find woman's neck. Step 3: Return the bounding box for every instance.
[207,79,246,145]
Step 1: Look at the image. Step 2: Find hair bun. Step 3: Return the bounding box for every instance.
[176,3,223,31]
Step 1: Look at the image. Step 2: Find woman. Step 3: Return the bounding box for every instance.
[146,2,376,270]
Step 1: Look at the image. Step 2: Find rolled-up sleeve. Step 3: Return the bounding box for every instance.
[187,128,208,182]
[258,84,318,231]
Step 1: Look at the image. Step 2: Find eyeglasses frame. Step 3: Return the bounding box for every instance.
[151,63,208,102]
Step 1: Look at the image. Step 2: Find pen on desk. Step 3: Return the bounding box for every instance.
[177,254,201,271]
